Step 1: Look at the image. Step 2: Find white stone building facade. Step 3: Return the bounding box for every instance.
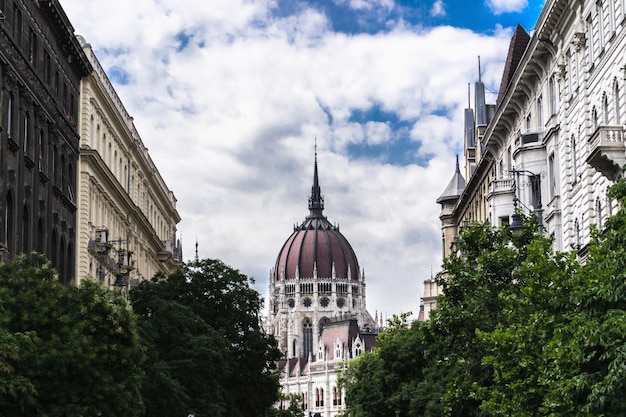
[425,0,626,319]
[75,37,182,290]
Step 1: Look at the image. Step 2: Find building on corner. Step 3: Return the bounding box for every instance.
[423,0,626,320]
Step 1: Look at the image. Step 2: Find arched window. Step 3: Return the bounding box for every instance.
[575,219,581,249]
[303,318,313,359]
[549,75,558,115]
[22,205,29,254]
[292,339,297,358]
[596,198,603,229]
[355,341,362,357]
[67,243,73,285]
[59,237,66,285]
[603,94,610,124]
[5,192,14,255]
[50,230,57,271]
[592,107,599,130]
[537,96,543,128]
[37,218,44,253]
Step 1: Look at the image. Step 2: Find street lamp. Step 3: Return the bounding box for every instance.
[509,167,544,234]
[89,227,133,290]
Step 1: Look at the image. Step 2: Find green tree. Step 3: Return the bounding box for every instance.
[265,393,305,417]
[340,313,430,417]
[130,258,282,417]
[0,253,145,417]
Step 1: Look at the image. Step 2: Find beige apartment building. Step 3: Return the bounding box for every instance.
[423,0,626,319]
[75,36,182,290]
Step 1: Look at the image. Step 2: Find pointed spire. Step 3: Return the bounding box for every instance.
[437,155,466,204]
[308,138,324,216]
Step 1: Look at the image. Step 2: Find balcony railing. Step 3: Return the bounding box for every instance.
[586,125,625,180]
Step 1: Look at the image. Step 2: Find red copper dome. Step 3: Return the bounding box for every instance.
[274,153,360,281]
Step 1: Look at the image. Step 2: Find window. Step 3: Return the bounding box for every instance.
[598,1,605,50]
[610,0,616,33]
[38,129,44,171]
[29,27,38,67]
[596,198,603,229]
[7,92,13,138]
[603,94,609,124]
[615,80,621,124]
[13,7,21,47]
[592,107,599,130]
[5,192,14,255]
[587,15,595,64]
[549,76,558,115]
[571,134,578,179]
[43,50,51,85]
[530,175,542,210]
[549,153,557,199]
[22,205,29,254]
[537,96,543,128]
[575,218,581,248]
[333,387,342,406]
[567,51,573,95]
[23,113,28,154]
[303,318,313,359]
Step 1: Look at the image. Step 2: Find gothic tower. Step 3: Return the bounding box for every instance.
[266,151,376,359]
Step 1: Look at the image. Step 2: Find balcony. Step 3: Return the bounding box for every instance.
[586,125,625,180]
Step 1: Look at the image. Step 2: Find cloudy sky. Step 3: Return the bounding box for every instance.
[60,0,544,320]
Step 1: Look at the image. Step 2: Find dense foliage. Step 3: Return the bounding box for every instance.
[341,179,626,416]
[130,258,282,417]
[0,254,282,417]
[0,253,144,417]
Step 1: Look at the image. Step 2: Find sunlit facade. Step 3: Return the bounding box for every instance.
[75,36,182,290]
[424,0,626,320]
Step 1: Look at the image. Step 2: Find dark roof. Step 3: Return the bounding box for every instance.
[275,154,360,280]
[496,24,530,106]
[437,156,466,204]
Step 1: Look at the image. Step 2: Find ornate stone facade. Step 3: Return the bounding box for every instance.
[75,37,182,290]
[0,0,91,283]
[266,154,380,417]
[425,0,626,320]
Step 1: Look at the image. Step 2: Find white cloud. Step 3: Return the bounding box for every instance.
[431,0,446,17]
[486,0,528,15]
[60,0,511,320]
[333,0,395,12]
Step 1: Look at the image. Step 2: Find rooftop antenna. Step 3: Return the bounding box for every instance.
[478,55,482,83]
[467,83,471,108]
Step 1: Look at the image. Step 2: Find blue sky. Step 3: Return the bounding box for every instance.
[276,0,543,34]
[62,0,546,318]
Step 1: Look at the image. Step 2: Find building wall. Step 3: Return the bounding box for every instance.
[0,0,91,283]
[427,0,626,320]
[75,37,182,289]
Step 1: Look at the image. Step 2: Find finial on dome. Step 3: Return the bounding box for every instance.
[308,138,324,216]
